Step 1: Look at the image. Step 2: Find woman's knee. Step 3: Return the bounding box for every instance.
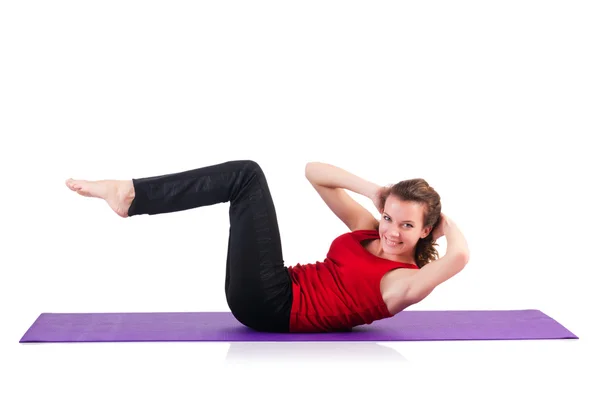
[228,160,263,185]
[241,160,263,177]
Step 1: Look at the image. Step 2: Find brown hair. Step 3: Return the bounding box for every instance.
[375,178,442,268]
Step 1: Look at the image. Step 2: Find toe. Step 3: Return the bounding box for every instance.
[66,179,82,191]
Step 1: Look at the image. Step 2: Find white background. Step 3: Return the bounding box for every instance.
[1,1,598,396]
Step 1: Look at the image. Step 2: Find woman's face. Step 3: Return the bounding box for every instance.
[378,195,432,255]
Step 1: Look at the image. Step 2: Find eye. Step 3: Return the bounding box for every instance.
[384,216,413,228]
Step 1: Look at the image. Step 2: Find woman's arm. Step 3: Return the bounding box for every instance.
[439,215,470,258]
[404,218,470,304]
[305,162,381,231]
[305,162,380,199]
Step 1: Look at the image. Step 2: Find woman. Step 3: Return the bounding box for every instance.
[65,160,470,333]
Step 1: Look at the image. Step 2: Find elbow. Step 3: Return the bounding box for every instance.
[451,250,470,266]
[445,251,470,272]
[305,162,313,178]
[305,162,314,179]
[305,162,324,182]
[457,250,470,265]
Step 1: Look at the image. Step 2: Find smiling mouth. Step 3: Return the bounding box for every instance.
[385,237,402,246]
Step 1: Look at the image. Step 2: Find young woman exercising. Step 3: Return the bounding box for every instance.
[65,160,470,333]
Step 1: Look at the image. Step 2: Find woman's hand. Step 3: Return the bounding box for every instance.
[431,213,448,241]
[370,186,386,214]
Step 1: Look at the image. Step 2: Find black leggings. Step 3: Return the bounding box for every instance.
[127,160,293,332]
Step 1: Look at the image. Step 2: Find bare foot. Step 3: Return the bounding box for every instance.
[65,178,135,218]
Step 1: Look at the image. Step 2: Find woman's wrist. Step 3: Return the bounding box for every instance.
[365,182,382,200]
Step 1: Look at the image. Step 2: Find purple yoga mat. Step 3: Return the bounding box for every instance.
[19,310,577,343]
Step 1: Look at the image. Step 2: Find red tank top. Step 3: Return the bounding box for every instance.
[287,229,419,332]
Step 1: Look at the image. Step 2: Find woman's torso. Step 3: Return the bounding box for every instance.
[287,228,421,332]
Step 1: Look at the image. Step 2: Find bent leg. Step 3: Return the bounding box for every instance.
[128,160,292,332]
[224,162,292,332]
